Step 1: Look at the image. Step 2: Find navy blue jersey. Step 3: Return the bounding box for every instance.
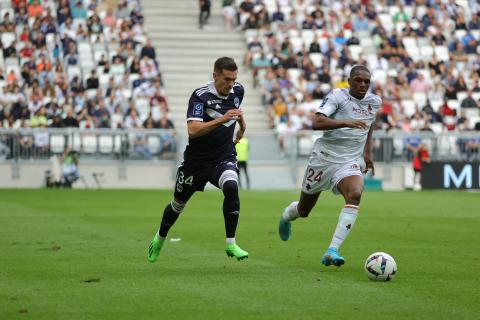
[184,81,245,166]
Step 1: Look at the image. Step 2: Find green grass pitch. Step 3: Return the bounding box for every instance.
[1,189,479,319]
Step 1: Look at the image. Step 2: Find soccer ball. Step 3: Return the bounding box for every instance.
[364,252,397,281]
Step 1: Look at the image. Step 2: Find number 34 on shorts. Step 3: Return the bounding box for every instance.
[176,171,193,193]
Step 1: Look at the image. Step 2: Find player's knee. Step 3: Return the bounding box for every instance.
[222,179,238,198]
[345,188,362,205]
[220,170,239,197]
[222,180,240,213]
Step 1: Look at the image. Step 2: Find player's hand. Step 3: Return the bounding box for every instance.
[344,120,367,129]
[364,155,375,176]
[234,129,244,144]
[221,109,242,123]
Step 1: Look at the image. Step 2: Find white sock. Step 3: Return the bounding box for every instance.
[282,201,300,221]
[329,205,359,250]
[226,237,236,244]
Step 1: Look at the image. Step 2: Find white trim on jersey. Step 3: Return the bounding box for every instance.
[195,87,209,97]
[186,117,203,122]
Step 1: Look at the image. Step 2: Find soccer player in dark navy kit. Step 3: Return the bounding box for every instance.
[148,57,249,262]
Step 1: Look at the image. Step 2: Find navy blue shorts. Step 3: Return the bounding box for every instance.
[173,160,239,201]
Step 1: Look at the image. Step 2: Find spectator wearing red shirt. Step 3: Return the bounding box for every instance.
[439,98,457,131]
[412,144,431,191]
[19,41,34,58]
[28,0,44,17]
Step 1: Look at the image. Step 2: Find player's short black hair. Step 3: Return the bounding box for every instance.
[214,57,238,73]
[349,65,370,77]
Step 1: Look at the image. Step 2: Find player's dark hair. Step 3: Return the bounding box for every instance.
[214,57,238,73]
[350,65,370,77]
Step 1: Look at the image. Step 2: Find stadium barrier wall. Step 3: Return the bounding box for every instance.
[421,161,480,190]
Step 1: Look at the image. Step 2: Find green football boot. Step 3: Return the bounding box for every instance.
[148,234,165,263]
[225,243,249,260]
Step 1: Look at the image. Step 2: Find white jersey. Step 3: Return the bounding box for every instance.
[313,88,381,163]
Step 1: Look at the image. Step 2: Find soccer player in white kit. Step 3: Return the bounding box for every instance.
[278,65,381,267]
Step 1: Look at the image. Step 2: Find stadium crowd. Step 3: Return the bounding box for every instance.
[0,0,177,159]
[237,0,480,157]
[0,0,173,135]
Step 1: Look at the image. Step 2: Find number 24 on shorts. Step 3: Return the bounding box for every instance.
[177,171,193,186]
[306,168,323,182]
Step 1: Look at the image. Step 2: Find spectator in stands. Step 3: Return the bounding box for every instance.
[410,74,431,93]
[158,114,175,156]
[271,3,284,23]
[63,108,79,128]
[103,8,116,28]
[461,90,478,109]
[412,143,431,191]
[133,129,153,160]
[410,111,426,131]
[352,11,369,32]
[198,0,211,29]
[28,0,44,17]
[86,70,99,90]
[140,39,156,61]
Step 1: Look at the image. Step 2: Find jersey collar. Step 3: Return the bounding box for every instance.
[347,89,368,102]
[207,81,234,99]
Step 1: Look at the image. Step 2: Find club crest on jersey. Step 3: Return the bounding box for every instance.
[193,103,204,116]
[234,97,240,108]
[368,104,372,111]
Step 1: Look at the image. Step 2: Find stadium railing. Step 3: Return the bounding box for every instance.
[1,129,478,164]
[292,131,480,163]
[0,128,177,162]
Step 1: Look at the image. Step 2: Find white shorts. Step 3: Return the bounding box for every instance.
[301,156,366,195]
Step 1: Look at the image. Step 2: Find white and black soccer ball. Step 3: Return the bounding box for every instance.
[364,252,397,281]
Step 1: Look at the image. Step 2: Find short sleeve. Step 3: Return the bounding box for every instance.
[316,91,339,117]
[234,83,245,106]
[186,93,204,122]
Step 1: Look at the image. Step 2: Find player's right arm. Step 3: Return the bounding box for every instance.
[312,114,367,130]
[186,93,242,139]
[312,91,367,130]
[188,110,242,138]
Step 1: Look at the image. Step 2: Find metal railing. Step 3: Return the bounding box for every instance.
[291,130,480,163]
[0,128,178,162]
[1,128,479,164]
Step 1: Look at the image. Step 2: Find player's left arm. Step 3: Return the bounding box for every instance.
[234,84,246,144]
[234,112,246,144]
[363,122,375,176]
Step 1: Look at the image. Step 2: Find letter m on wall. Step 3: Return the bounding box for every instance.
[443,164,472,188]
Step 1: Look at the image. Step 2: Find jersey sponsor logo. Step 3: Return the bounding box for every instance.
[234,97,240,108]
[207,99,223,105]
[352,105,371,117]
[193,103,204,116]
